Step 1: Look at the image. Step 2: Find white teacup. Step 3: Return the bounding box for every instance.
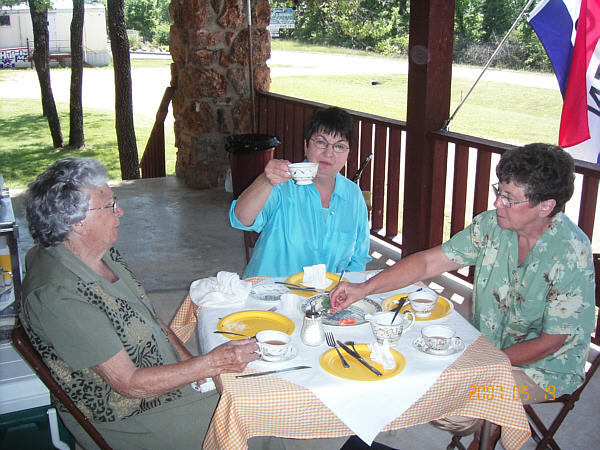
[255,330,294,361]
[408,290,438,318]
[288,162,318,185]
[421,325,462,353]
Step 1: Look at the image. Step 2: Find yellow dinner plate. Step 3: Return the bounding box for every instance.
[381,294,454,321]
[320,344,405,381]
[217,311,295,340]
[285,272,349,297]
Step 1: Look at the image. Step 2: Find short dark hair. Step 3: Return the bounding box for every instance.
[496,143,575,216]
[303,106,356,148]
[26,157,108,247]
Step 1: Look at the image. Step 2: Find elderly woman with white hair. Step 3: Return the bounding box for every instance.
[20,157,259,449]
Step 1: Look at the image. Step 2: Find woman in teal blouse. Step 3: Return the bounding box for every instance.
[230,107,371,278]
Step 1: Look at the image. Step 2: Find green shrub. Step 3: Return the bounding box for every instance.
[128,34,141,51]
[153,23,171,47]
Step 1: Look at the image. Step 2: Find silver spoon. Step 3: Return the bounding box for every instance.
[391,297,407,324]
[214,330,254,339]
[345,340,358,354]
[329,269,346,292]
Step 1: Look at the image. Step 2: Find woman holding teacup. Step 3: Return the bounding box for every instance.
[330,144,595,445]
[230,106,371,278]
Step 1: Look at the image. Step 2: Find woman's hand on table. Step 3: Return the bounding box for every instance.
[205,339,260,376]
[329,281,369,311]
[263,159,292,186]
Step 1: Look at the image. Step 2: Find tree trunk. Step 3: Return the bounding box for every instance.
[69,0,85,148]
[107,0,140,180]
[29,0,63,149]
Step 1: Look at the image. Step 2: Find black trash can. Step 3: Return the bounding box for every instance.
[226,134,281,198]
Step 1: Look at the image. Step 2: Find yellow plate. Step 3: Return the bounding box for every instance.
[320,344,405,381]
[285,272,349,297]
[217,311,295,340]
[381,294,454,321]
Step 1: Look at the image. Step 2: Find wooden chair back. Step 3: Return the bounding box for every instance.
[11,321,112,450]
[243,230,260,263]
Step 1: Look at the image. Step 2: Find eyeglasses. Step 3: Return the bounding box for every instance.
[88,197,119,214]
[310,138,350,154]
[491,184,530,208]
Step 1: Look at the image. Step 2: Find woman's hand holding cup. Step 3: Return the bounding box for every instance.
[263,159,292,186]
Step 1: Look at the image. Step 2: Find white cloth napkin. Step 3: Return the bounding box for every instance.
[189,271,251,307]
[367,342,396,370]
[302,264,330,289]
[190,378,216,393]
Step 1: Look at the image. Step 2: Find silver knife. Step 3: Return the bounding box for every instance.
[236,365,311,379]
[337,340,383,377]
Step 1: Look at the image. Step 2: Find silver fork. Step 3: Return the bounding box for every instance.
[325,331,349,368]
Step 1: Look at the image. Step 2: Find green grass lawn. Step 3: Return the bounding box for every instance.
[0,98,176,189]
[270,73,561,146]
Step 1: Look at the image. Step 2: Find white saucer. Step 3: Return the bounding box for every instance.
[260,345,298,363]
[293,179,314,185]
[413,337,465,356]
[250,283,290,301]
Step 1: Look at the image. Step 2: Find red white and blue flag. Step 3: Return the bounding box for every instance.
[528,0,600,164]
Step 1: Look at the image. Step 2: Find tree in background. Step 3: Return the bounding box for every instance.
[124,0,156,41]
[107,0,140,179]
[481,0,515,42]
[27,0,64,148]
[289,0,409,56]
[69,0,85,148]
[271,0,549,72]
[28,0,64,148]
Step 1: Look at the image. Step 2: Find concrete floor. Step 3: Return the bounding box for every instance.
[9,176,599,450]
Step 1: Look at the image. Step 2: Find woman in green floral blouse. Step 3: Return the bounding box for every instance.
[330,143,595,443]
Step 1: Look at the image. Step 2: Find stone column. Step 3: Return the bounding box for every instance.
[169,0,271,189]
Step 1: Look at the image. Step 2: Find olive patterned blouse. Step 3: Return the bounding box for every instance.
[20,244,184,422]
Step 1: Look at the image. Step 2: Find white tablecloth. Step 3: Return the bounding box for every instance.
[197,272,481,444]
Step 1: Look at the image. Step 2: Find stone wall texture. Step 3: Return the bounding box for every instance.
[169,0,271,189]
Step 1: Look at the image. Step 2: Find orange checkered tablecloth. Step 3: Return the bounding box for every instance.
[202,336,530,450]
[170,295,201,343]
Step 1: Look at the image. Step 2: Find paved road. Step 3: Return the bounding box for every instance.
[0,50,558,117]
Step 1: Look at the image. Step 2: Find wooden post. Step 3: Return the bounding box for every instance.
[402,0,455,256]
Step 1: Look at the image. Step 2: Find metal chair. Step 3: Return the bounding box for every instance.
[11,321,112,450]
[523,252,600,450]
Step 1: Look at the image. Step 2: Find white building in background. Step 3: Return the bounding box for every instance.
[0,1,110,68]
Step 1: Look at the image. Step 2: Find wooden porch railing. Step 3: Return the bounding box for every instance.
[140,89,600,280]
[140,86,174,178]
[256,92,600,266]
